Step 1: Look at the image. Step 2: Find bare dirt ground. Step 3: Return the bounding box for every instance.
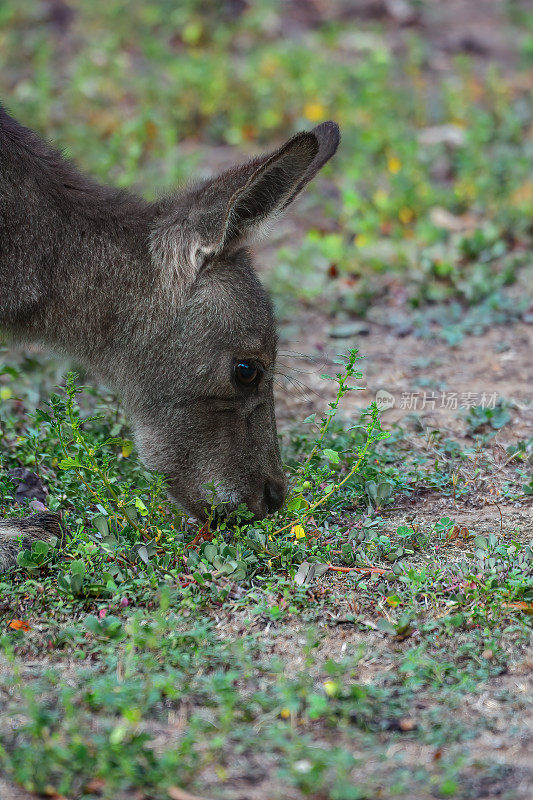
[274,311,533,537]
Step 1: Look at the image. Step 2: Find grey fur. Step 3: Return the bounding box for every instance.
[0,513,62,571]
[0,105,340,568]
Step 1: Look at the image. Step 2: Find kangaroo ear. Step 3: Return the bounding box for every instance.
[150,122,340,287]
[215,120,340,253]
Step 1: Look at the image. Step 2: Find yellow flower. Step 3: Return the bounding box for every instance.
[399,207,414,224]
[121,440,133,458]
[323,680,339,697]
[280,708,291,719]
[354,233,369,247]
[304,102,326,123]
[291,524,306,540]
[387,155,402,174]
[0,388,12,400]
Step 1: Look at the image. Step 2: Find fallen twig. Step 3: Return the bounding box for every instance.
[327,564,388,576]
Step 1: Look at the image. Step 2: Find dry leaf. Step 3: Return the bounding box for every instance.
[447,525,460,541]
[85,778,106,792]
[502,602,533,614]
[43,787,67,799]
[168,787,212,800]
[8,619,31,631]
[418,124,465,147]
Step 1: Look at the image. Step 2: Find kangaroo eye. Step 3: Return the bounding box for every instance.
[234,361,260,387]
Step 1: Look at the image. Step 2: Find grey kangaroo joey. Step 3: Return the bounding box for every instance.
[0,103,340,570]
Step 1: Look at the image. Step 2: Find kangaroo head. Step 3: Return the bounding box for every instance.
[131,122,340,521]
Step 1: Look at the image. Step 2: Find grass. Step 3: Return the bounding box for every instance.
[1,357,531,798]
[1,2,532,799]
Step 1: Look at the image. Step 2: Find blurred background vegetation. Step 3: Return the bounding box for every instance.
[2,0,533,335]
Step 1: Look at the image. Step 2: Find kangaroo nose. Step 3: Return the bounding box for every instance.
[264,480,286,514]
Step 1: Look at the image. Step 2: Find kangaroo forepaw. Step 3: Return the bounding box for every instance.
[0,512,62,572]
